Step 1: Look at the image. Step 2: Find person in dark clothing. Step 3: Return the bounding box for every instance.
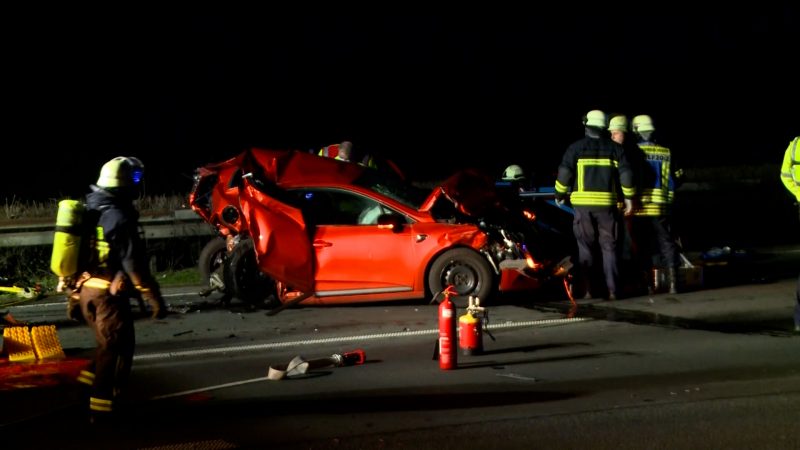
[555,110,635,300]
[608,113,650,294]
[73,156,167,424]
[629,115,682,294]
[608,114,629,145]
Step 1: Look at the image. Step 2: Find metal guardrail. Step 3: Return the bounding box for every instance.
[0,193,561,249]
[0,210,214,248]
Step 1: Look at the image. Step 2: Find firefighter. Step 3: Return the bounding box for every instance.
[502,164,526,183]
[318,141,346,159]
[499,164,527,192]
[629,114,682,294]
[319,140,378,168]
[555,110,635,300]
[75,156,167,424]
[318,140,357,163]
[779,135,800,333]
[608,114,628,145]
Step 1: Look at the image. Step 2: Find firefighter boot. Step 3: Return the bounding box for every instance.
[668,268,679,295]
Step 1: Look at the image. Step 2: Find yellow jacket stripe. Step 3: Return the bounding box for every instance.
[633,143,676,217]
[569,158,623,206]
[555,135,636,208]
[83,278,111,290]
[77,370,95,386]
[90,397,113,412]
[569,191,620,206]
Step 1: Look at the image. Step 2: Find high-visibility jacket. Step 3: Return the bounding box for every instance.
[320,143,378,168]
[318,144,341,159]
[633,140,679,217]
[83,186,162,301]
[780,136,800,202]
[555,135,635,208]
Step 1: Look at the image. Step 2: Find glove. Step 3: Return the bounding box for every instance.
[135,283,167,319]
[554,197,566,208]
[623,198,634,216]
[66,294,84,322]
[129,272,168,319]
[141,289,167,319]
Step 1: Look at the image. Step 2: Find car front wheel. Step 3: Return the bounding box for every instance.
[427,248,494,305]
[227,238,278,307]
[198,237,228,293]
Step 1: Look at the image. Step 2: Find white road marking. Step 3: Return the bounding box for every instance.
[496,373,538,381]
[133,317,591,361]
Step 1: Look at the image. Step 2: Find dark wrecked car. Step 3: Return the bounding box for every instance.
[188,148,572,307]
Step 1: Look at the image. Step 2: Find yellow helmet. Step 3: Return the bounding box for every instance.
[608,115,628,132]
[96,156,145,188]
[502,164,525,181]
[583,110,607,128]
[632,115,655,133]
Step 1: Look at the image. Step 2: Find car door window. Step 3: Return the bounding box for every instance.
[292,189,400,226]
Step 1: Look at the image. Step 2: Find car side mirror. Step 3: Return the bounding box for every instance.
[377,213,404,232]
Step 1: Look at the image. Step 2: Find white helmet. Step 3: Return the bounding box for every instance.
[583,110,607,128]
[632,115,655,133]
[608,115,628,132]
[96,156,145,188]
[502,164,525,181]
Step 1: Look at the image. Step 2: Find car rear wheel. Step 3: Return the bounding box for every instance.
[198,237,229,293]
[427,248,494,305]
[227,238,278,306]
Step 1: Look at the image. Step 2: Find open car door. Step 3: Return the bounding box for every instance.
[239,177,315,294]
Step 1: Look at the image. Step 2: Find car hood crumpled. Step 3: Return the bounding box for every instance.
[420,168,506,219]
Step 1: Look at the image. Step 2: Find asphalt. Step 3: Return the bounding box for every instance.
[1,245,799,428]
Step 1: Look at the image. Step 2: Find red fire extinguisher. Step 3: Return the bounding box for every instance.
[458,296,484,356]
[438,285,458,370]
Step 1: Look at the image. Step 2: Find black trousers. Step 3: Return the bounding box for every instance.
[572,207,620,297]
[631,215,679,272]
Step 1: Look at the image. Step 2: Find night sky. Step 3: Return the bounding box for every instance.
[4,9,799,201]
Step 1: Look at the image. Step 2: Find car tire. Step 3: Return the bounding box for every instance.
[198,237,228,292]
[427,248,494,305]
[227,238,278,306]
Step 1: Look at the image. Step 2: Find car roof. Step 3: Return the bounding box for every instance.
[247,148,366,188]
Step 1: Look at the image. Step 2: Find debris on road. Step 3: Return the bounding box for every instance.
[267,349,366,381]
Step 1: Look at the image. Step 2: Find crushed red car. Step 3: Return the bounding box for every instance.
[189,148,572,307]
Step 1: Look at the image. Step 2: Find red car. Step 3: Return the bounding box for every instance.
[189,148,571,307]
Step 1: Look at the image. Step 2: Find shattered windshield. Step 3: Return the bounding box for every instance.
[352,170,430,210]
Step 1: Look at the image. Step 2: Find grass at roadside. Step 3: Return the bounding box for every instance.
[0,267,203,306]
[2,194,188,222]
[1,193,202,304]
[154,267,203,287]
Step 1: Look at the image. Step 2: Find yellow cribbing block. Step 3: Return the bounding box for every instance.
[3,326,36,362]
[31,325,65,360]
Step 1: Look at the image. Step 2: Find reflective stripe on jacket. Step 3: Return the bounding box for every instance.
[633,142,676,217]
[555,136,635,207]
[318,144,340,159]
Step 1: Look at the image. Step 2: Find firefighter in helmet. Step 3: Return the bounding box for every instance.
[74,156,167,424]
[608,115,628,145]
[555,110,635,300]
[629,114,682,295]
[502,164,525,182]
[319,140,378,168]
[779,135,800,333]
[501,164,526,191]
